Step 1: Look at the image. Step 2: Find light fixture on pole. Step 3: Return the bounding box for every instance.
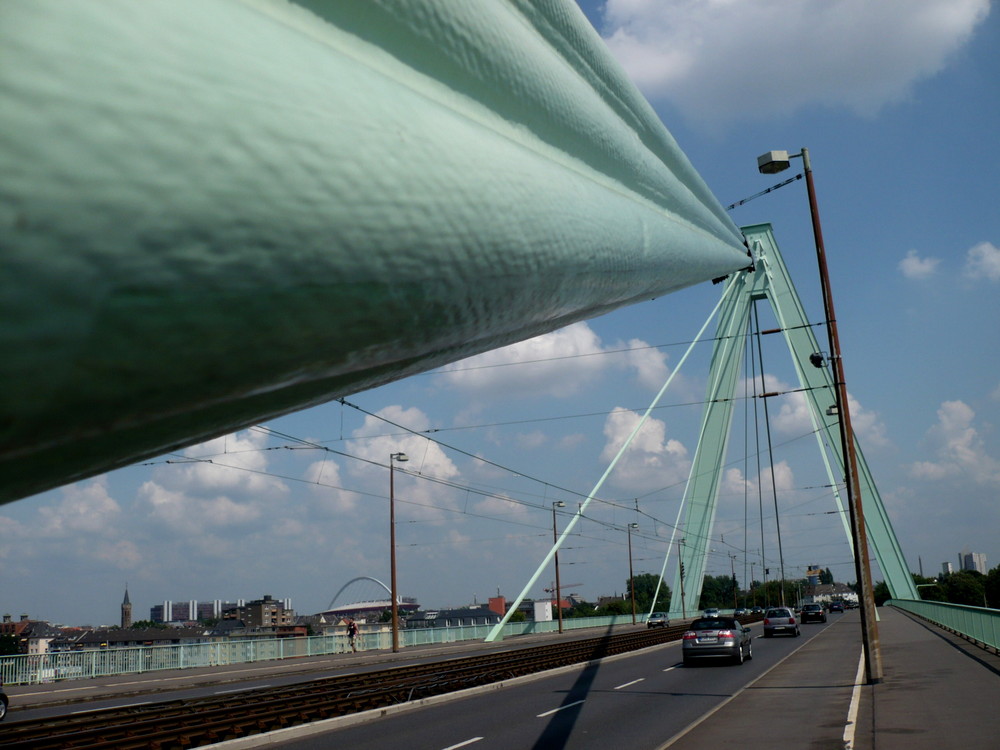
[552,501,566,633]
[628,523,639,625]
[389,451,408,653]
[757,147,883,684]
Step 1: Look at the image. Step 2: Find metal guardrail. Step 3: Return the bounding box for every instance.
[0,613,650,686]
[888,599,1000,653]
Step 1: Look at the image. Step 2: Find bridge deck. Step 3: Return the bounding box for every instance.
[665,606,1000,749]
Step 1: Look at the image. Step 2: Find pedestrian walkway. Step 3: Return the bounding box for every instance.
[854,606,1000,749]
[661,606,1000,749]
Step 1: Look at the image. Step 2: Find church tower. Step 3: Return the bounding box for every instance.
[121,585,132,629]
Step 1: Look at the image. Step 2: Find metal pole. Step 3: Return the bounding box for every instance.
[389,455,399,653]
[678,538,687,619]
[801,147,883,684]
[628,524,637,625]
[730,554,738,610]
[552,501,565,633]
[389,452,407,653]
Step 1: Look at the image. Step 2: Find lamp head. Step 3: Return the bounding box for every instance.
[757,150,791,174]
[391,452,408,462]
[553,501,566,508]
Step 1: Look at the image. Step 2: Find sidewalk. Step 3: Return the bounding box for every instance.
[661,607,1000,749]
[854,606,1000,749]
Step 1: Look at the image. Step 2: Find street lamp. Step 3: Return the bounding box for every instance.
[389,451,408,653]
[628,523,639,625]
[677,537,687,620]
[757,147,883,684]
[552,501,566,633]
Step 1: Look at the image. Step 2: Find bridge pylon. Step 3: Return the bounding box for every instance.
[670,223,917,615]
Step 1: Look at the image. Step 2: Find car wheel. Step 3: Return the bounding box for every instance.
[733,646,744,665]
[0,696,7,721]
[794,628,800,637]
[746,641,753,660]
[764,631,772,638]
[683,657,695,667]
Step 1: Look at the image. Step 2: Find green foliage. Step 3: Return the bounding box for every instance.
[509,610,527,622]
[941,570,986,606]
[0,633,19,655]
[698,574,735,608]
[130,620,167,630]
[985,565,1000,608]
[820,568,835,585]
[597,598,631,616]
[873,580,891,606]
[567,601,597,618]
[626,573,671,612]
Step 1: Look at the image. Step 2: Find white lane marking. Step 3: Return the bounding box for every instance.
[537,699,585,717]
[23,686,98,696]
[72,701,150,713]
[663,665,680,672]
[614,678,645,690]
[441,738,483,750]
[842,649,866,749]
[214,684,270,695]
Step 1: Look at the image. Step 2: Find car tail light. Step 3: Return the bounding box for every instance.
[763,618,770,625]
[682,631,696,640]
[788,617,795,624]
[717,629,734,638]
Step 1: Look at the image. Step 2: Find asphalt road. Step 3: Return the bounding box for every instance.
[266,617,842,750]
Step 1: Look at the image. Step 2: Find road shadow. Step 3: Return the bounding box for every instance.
[531,624,617,750]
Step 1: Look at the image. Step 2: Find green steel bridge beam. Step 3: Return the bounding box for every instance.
[670,224,916,615]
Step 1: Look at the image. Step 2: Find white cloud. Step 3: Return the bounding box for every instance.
[303,459,361,513]
[345,405,461,522]
[899,250,940,279]
[165,429,289,498]
[757,375,888,448]
[600,0,990,126]
[35,477,122,538]
[139,480,263,534]
[909,400,1000,485]
[964,241,1000,281]
[600,407,690,491]
[436,322,670,399]
[759,460,795,494]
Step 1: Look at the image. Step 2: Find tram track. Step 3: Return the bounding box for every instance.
[1,625,695,749]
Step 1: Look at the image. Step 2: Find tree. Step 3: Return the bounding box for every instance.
[597,598,631,616]
[698,575,734,608]
[626,573,671,612]
[873,580,891,606]
[912,574,946,602]
[0,634,18,655]
[985,565,1000,609]
[567,601,597,618]
[941,570,986,606]
[820,568,834,585]
[130,620,166,630]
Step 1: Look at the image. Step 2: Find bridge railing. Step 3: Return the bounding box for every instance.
[0,614,647,686]
[888,599,1000,653]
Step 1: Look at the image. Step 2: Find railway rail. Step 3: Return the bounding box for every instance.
[3,620,759,749]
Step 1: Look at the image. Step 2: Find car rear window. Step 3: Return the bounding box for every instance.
[766,609,790,617]
[691,618,737,630]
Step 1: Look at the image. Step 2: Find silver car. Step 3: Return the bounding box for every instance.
[763,607,800,637]
[647,612,670,628]
[682,616,753,665]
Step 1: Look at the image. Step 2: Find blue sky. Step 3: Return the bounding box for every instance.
[2,0,998,626]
